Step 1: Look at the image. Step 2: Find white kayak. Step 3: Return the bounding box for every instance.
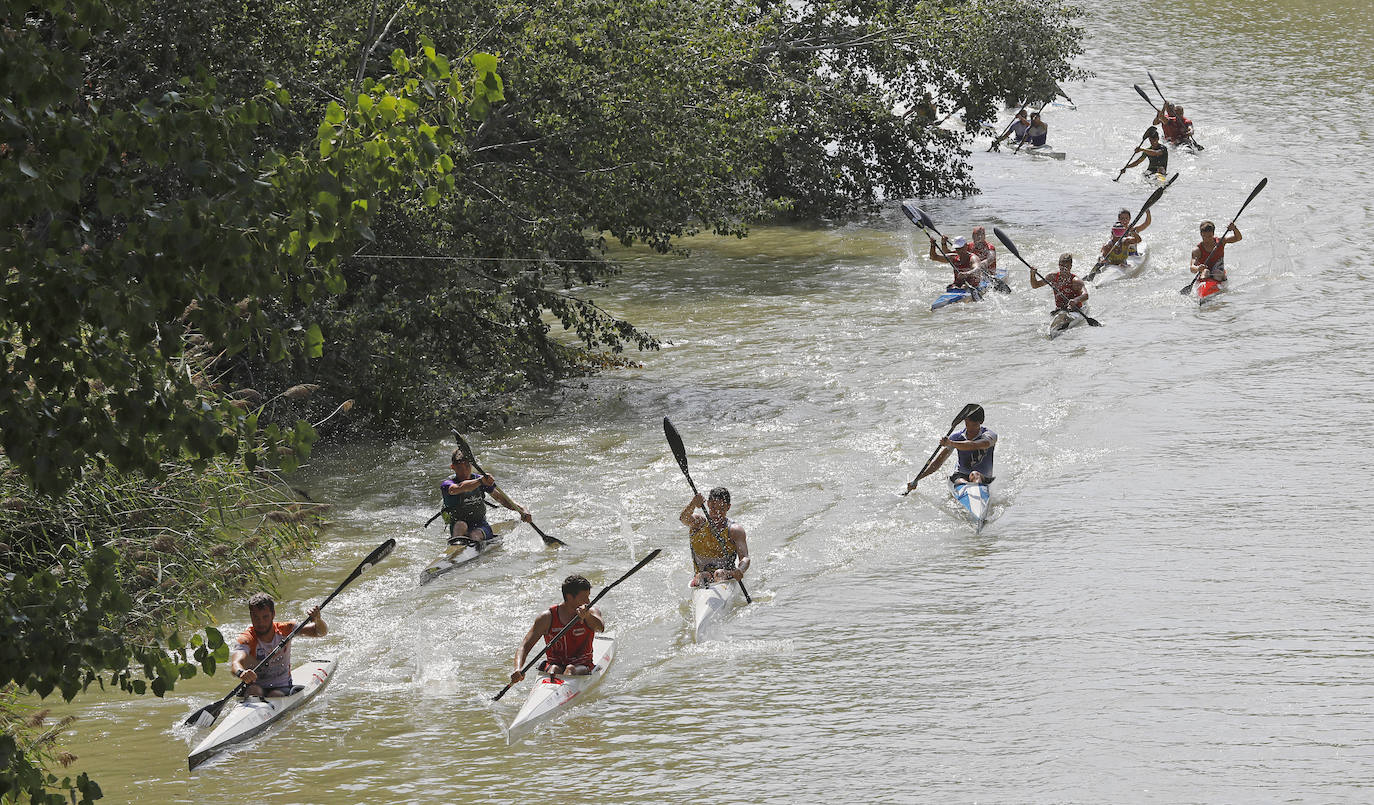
[1092,242,1151,287]
[1047,306,1092,340]
[691,578,743,641]
[947,478,991,534]
[418,520,517,585]
[506,633,615,742]
[187,658,336,770]
[1020,144,1066,160]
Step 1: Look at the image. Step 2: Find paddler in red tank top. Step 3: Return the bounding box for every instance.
[929,235,986,291]
[1029,253,1088,312]
[1156,102,1195,146]
[1190,219,1242,284]
[509,574,605,683]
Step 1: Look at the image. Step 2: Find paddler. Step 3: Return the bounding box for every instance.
[1190,220,1241,286]
[1122,127,1168,177]
[1156,102,1195,146]
[228,594,326,697]
[969,226,998,274]
[1029,253,1089,314]
[1023,111,1049,146]
[680,488,751,588]
[1099,208,1149,266]
[440,449,531,546]
[906,404,997,489]
[510,574,605,682]
[929,235,985,295]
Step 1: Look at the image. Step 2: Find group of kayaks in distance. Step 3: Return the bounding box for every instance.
[931,71,1266,336]
[183,422,751,769]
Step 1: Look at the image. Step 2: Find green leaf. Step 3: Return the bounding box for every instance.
[305,323,324,358]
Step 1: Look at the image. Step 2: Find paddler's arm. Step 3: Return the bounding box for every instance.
[909,446,954,488]
[729,524,751,580]
[298,605,326,637]
[941,434,995,451]
[575,604,605,633]
[510,611,552,684]
[928,238,950,264]
[487,484,532,522]
[1189,246,1207,274]
[229,648,257,684]
[1135,209,1152,234]
[1028,269,1047,289]
[679,494,705,526]
[1224,224,1242,244]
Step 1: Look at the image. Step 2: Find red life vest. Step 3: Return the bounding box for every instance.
[545,604,595,667]
[1195,238,1226,270]
[1045,271,1080,309]
[1162,114,1192,143]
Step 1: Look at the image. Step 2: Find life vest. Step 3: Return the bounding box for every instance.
[690,517,736,567]
[545,604,595,667]
[1045,271,1081,309]
[441,473,492,525]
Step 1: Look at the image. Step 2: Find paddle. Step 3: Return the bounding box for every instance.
[992,227,1101,327]
[1055,85,1078,109]
[988,101,1030,152]
[662,416,752,604]
[900,403,980,495]
[183,538,396,728]
[452,430,566,547]
[492,548,661,702]
[1148,71,1204,150]
[901,203,1010,295]
[1086,173,1178,280]
[1180,177,1267,295]
[1112,132,1149,182]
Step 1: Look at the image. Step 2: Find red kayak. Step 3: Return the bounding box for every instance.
[1197,278,1227,306]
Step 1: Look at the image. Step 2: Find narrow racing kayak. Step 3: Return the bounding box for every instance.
[947,477,991,534]
[1197,278,1227,306]
[691,578,743,642]
[1092,242,1150,287]
[187,658,336,770]
[1021,144,1066,160]
[506,633,615,742]
[418,519,517,585]
[1047,307,1092,340]
[930,268,1009,311]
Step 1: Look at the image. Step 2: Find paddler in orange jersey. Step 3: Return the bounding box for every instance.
[680,487,750,588]
[1100,208,1149,266]
[510,574,605,682]
[969,226,998,274]
[1190,220,1242,286]
[1029,253,1088,313]
[1156,102,1195,146]
[229,593,327,697]
[929,236,985,294]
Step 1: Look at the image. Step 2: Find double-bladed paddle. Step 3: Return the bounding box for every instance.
[1086,173,1179,281]
[900,202,1010,295]
[492,549,661,702]
[1112,131,1150,182]
[901,403,980,495]
[663,417,752,604]
[1180,178,1267,296]
[1148,71,1204,150]
[182,538,397,728]
[452,430,566,547]
[993,227,1101,327]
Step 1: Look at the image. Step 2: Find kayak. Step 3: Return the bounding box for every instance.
[1197,278,1227,306]
[1092,242,1150,287]
[187,658,336,771]
[1047,307,1092,340]
[1021,144,1066,160]
[947,477,991,534]
[691,578,743,642]
[418,519,517,585]
[930,268,1009,311]
[506,633,615,742]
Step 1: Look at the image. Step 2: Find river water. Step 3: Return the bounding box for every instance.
[55,1,1374,802]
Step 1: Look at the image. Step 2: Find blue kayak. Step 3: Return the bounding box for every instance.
[930,269,1009,311]
[948,478,991,534]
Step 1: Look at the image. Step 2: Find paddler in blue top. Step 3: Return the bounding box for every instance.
[906,405,997,489]
[440,449,532,545]
[229,593,326,697]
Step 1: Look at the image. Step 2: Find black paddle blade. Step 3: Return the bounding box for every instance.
[915,207,939,234]
[952,403,980,427]
[451,430,476,463]
[184,695,231,727]
[663,417,692,480]
[1133,84,1156,108]
[360,538,397,571]
[529,521,566,547]
[991,227,1029,267]
[899,200,923,227]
